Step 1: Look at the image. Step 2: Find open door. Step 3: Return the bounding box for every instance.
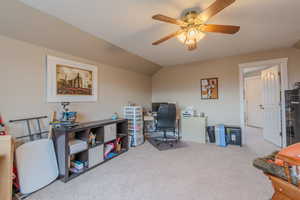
[261,66,282,147]
[245,76,263,128]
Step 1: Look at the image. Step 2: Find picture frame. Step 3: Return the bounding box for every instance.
[46,56,98,102]
[200,77,218,100]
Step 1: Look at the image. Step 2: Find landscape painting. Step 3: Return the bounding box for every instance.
[56,64,93,96]
[46,56,97,102]
[201,78,218,99]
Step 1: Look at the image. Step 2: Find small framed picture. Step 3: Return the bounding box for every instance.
[201,78,218,100]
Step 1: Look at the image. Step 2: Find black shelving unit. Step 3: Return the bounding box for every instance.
[285,89,300,145]
[52,119,128,183]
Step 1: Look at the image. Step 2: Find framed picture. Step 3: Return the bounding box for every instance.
[201,78,218,100]
[46,56,98,102]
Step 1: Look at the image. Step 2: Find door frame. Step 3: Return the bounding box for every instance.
[244,75,262,128]
[239,58,289,147]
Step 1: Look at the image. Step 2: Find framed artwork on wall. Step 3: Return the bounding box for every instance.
[200,78,218,100]
[46,56,98,102]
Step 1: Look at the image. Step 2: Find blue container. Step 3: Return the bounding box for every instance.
[215,125,227,147]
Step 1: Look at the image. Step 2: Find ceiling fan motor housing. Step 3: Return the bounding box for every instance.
[182,10,203,26]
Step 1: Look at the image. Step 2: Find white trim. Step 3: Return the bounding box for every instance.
[46,56,98,102]
[239,58,288,68]
[244,75,261,81]
[239,58,289,147]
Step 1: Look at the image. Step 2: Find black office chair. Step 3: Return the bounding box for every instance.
[154,104,179,146]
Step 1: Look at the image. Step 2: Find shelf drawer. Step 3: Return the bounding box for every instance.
[104,124,116,142]
[88,145,104,168]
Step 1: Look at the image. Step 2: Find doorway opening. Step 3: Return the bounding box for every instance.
[239,58,288,155]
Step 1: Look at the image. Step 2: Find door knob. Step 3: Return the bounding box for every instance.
[259,104,264,110]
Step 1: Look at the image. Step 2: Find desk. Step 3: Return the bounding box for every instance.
[181,116,207,144]
[266,143,300,199]
[276,143,300,186]
[0,135,13,200]
[276,143,300,165]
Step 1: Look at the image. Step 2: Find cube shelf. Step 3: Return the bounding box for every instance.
[52,119,128,182]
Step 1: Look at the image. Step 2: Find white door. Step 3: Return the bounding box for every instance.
[261,66,282,147]
[245,76,263,128]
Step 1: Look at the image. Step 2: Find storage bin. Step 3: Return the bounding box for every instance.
[69,139,88,155]
[88,145,104,168]
[104,124,116,142]
[207,126,215,143]
[215,125,227,147]
[225,127,242,146]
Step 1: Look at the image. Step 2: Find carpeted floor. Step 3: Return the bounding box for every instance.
[27,142,273,200]
[245,126,280,156]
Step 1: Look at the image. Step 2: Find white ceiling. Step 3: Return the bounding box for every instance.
[19,0,300,67]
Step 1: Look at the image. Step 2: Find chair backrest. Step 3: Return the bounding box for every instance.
[156,104,176,129]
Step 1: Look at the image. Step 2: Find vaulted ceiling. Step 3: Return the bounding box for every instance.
[0,0,161,75]
[19,0,300,67]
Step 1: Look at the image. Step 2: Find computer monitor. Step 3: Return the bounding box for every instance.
[152,102,168,112]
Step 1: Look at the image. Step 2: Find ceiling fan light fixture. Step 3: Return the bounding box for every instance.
[151,0,239,50]
[177,28,205,49]
[188,28,198,37]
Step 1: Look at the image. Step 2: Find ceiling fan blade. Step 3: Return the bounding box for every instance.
[152,14,187,26]
[152,29,184,45]
[197,0,235,22]
[200,24,240,34]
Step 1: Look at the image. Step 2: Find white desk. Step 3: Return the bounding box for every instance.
[181,116,207,143]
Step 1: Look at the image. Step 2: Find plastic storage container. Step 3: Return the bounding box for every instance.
[124,106,144,147]
[215,125,227,147]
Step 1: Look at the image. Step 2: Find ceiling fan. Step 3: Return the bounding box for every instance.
[152,0,240,50]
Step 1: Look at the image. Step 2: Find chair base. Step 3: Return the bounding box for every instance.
[153,130,179,147]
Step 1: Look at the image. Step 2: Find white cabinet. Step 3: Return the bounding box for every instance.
[181,117,207,143]
[104,124,116,143]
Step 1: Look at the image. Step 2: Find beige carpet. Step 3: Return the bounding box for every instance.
[27,142,273,200]
[245,126,280,156]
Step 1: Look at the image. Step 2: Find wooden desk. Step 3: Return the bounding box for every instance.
[276,143,300,166]
[276,143,300,186]
[0,136,13,200]
[267,143,300,200]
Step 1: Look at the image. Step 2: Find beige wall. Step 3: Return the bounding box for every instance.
[0,35,152,137]
[152,47,300,126]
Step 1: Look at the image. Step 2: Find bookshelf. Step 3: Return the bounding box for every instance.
[52,119,128,182]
